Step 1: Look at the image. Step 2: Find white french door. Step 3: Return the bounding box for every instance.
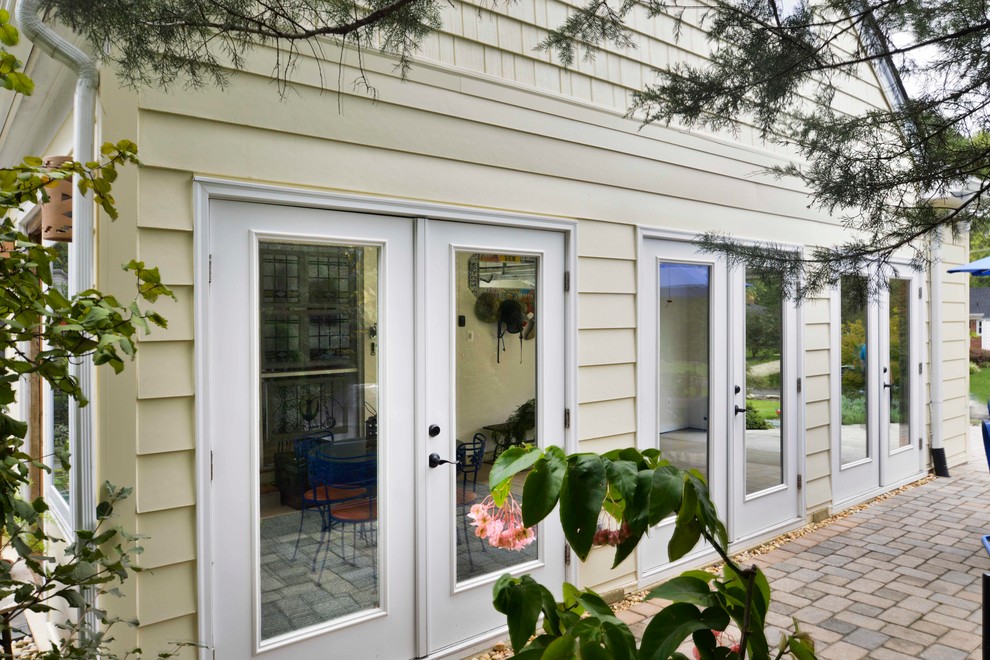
[638,238,728,577]
[208,201,416,659]
[729,266,801,540]
[879,272,924,486]
[638,237,801,579]
[423,220,567,655]
[832,268,923,506]
[206,199,570,659]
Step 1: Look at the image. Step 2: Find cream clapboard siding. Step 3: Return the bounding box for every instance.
[941,230,971,467]
[803,296,832,514]
[77,0,935,645]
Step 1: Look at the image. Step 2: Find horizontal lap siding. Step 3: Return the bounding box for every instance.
[941,231,970,468]
[99,0,904,637]
[576,222,638,592]
[804,295,832,514]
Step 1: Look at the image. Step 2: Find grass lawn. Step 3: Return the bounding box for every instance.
[747,398,781,422]
[972,367,990,405]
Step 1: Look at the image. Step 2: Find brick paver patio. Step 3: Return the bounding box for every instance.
[619,428,990,659]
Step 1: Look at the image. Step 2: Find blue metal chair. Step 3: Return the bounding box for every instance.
[456,433,488,566]
[981,419,990,472]
[313,449,378,582]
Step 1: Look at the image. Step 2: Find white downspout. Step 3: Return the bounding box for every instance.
[929,230,948,476]
[16,0,99,622]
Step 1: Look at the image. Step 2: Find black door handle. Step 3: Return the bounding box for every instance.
[428,453,458,468]
[734,405,747,415]
[883,382,892,389]
[429,424,441,437]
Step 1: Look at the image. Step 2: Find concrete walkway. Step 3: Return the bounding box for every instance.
[618,428,990,659]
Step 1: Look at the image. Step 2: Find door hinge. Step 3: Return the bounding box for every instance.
[797,474,803,490]
[919,362,923,375]
[210,451,214,481]
[564,271,571,292]
[208,254,213,284]
[918,286,922,299]
[564,544,571,566]
[796,377,802,394]
[564,408,571,429]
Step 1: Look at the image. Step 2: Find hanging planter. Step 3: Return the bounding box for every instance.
[40,155,72,242]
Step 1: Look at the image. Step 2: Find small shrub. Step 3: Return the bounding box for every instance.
[970,346,990,365]
[745,404,770,429]
[841,395,867,425]
[971,361,982,375]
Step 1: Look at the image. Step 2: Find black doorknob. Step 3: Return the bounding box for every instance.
[428,453,457,468]
[429,424,441,437]
[734,405,747,415]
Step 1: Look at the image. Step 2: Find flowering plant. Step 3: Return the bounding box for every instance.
[468,493,535,551]
[487,446,818,659]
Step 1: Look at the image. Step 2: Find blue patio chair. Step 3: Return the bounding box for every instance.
[982,419,990,473]
[456,433,488,566]
[313,450,378,582]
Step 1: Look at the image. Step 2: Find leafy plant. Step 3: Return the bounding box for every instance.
[744,403,771,431]
[505,398,536,444]
[0,12,180,657]
[487,446,817,659]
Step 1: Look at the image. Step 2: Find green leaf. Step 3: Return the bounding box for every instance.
[578,639,610,660]
[646,575,718,609]
[601,620,636,660]
[60,589,86,609]
[649,465,683,525]
[506,577,544,651]
[788,637,816,660]
[604,458,638,506]
[560,454,607,560]
[541,634,577,660]
[668,519,702,561]
[639,603,730,660]
[521,446,566,527]
[490,446,543,492]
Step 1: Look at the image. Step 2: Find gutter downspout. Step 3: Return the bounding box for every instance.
[16,0,100,625]
[929,230,950,477]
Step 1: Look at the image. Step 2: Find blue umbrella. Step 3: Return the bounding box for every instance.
[947,255,990,275]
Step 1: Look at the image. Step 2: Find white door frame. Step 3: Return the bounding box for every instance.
[193,179,578,660]
[636,228,805,584]
[829,263,926,509]
[636,229,730,583]
[728,262,803,544]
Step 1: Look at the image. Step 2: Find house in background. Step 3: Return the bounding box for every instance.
[2,1,971,658]
[970,288,990,351]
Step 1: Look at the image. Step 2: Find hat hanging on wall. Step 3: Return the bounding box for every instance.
[475,291,500,323]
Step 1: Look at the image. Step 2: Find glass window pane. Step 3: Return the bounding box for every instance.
[889,279,911,450]
[840,276,869,465]
[455,252,538,582]
[745,269,784,494]
[258,242,380,641]
[49,241,70,504]
[658,263,710,481]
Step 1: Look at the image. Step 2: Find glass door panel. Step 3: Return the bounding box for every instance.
[839,276,870,466]
[454,251,539,582]
[887,279,911,451]
[658,263,711,481]
[744,269,784,495]
[209,201,414,660]
[258,241,381,642]
[425,220,566,655]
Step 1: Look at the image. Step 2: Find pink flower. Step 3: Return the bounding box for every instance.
[467,493,536,551]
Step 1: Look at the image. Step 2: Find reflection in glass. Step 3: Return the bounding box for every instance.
[455,252,539,581]
[657,263,710,481]
[840,276,869,464]
[889,279,911,449]
[744,269,784,494]
[49,242,70,502]
[257,242,380,641]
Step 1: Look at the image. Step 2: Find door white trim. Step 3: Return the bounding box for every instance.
[194,179,578,660]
